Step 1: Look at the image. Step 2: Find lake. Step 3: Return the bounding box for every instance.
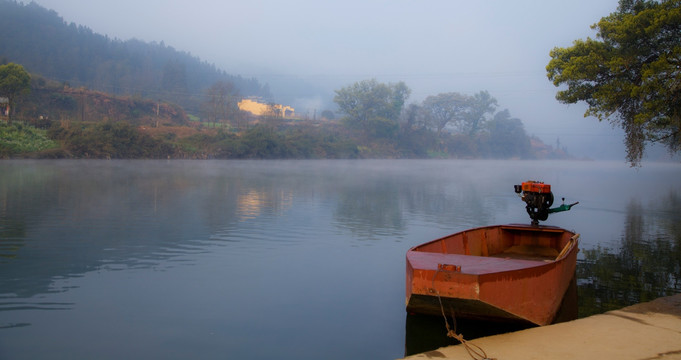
[1,159,680,359]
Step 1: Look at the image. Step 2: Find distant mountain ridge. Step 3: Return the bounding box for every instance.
[0,0,272,113]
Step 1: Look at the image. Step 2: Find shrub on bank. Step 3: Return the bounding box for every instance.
[0,122,59,158]
[47,121,173,159]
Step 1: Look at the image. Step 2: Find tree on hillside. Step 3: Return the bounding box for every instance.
[202,81,240,126]
[321,110,335,120]
[0,63,31,123]
[546,0,681,165]
[421,92,470,136]
[334,79,411,139]
[485,109,531,158]
[162,60,188,99]
[400,103,427,133]
[462,90,498,136]
[0,1,272,112]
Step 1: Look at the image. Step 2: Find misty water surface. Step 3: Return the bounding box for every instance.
[0,160,679,359]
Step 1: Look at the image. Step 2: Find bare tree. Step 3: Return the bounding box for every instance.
[204,81,240,126]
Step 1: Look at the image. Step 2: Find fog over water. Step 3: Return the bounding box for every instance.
[23,0,649,160]
[0,160,680,359]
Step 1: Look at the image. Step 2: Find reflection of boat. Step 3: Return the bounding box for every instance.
[406,224,579,326]
[404,273,578,356]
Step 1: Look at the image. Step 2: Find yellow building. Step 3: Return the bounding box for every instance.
[238,98,294,118]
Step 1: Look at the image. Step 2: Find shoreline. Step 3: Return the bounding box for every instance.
[401,294,681,360]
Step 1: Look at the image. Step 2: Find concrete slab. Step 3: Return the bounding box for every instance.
[401,294,681,360]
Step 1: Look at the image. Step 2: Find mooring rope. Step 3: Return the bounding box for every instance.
[432,269,496,360]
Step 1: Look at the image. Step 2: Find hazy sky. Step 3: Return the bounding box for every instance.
[30,0,631,159]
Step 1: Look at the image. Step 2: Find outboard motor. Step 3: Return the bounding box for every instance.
[514,181,578,225]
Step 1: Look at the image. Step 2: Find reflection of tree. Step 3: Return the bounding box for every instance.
[577,193,681,317]
[334,181,405,240]
[332,173,496,242]
[0,219,25,263]
[0,161,321,300]
[0,164,53,264]
[0,163,244,299]
[402,183,494,229]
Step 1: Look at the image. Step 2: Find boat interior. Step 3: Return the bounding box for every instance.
[414,225,578,262]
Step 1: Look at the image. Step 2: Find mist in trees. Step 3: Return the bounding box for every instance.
[421,92,470,136]
[0,1,271,113]
[334,79,536,159]
[484,110,532,158]
[333,79,410,140]
[546,0,681,166]
[0,1,574,161]
[201,81,241,127]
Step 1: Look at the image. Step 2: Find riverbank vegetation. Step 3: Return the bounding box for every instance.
[0,74,571,160]
[0,0,572,160]
[0,115,568,160]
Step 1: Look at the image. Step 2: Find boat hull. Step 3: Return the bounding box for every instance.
[406,224,578,326]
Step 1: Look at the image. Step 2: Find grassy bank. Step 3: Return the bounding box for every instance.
[0,122,59,158]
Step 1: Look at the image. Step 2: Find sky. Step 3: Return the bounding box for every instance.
[29,0,638,159]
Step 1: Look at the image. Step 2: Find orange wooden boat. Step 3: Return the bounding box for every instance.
[406,223,579,326]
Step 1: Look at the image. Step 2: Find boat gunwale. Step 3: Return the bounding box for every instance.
[407,223,576,257]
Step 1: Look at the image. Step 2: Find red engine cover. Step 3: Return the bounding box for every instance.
[522,181,551,194]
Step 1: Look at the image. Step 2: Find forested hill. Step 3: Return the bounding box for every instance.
[0,0,271,113]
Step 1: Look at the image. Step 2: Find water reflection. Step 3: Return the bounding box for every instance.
[404,274,578,356]
[578,191,681,316]
[404,315,529,356]
[331,162,498,241]
[0,219,25,263]
[0,160,679,360]
[0,161,218,301]
[404,186,681,355]
[334,180,407,240]
[403,188,681,356]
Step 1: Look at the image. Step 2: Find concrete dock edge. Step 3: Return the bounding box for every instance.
[400,294,681,360]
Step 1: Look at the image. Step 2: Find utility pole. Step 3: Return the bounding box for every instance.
[80,90,85,122]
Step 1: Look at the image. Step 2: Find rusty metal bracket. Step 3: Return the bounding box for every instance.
[438,263,461,272]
